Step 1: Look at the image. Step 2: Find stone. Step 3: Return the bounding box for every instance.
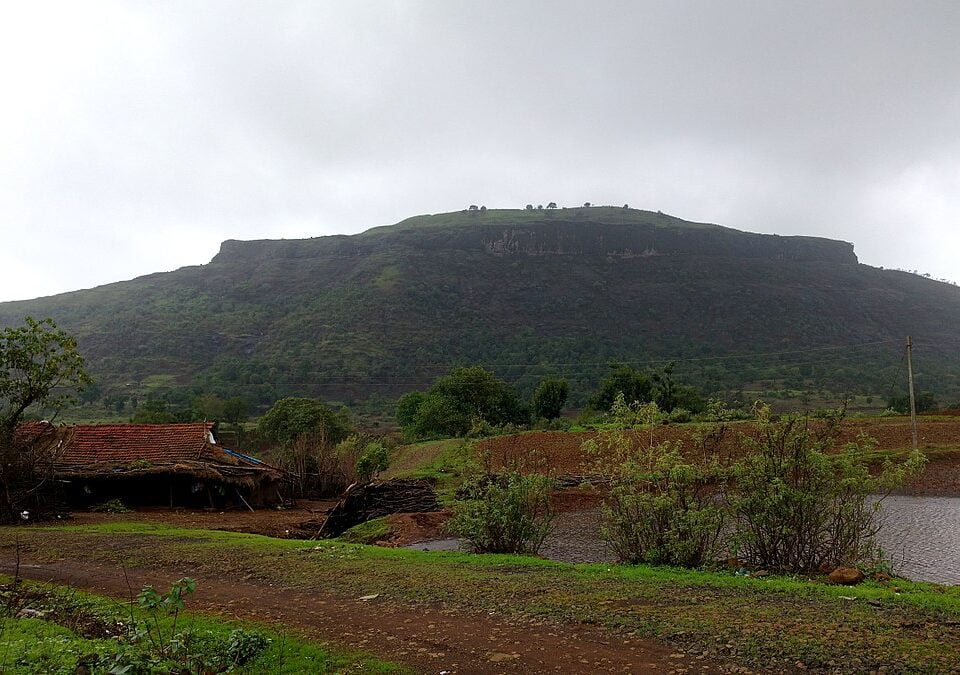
[828,567,865,585]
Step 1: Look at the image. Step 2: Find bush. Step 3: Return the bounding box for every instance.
[356,441,389,482]
[90,499,131,513]
[226,629,270,666]
[448,472,555,554]
[728,404,926,574]
[584,396,725,567]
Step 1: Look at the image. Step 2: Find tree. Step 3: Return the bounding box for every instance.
[132,399,176,424]
[1,317,90,440]
[525,204,534,210]
[396,367,528,439]
[258,397,352,447]
[652,362,704,413]
[888,392,937,414]
[590,364,653,412]
[0,317,90,521]
[531,378,569,420]
[546,202,557,209]
[583,202,591,207]
[584,398,724,567]
[222,397,250,426]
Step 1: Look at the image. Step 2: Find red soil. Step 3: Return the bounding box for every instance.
[5,559,716,674]
[478,418,960,495]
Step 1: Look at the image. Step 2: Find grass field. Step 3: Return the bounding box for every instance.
[3,522,959,672]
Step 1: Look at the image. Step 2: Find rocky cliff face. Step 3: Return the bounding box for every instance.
[212,210,857,265]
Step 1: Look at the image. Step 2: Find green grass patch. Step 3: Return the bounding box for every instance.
[337,517,392,545]
[385,438,475,501]
[0,576,404,674]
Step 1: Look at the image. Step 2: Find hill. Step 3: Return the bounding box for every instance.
[3,206,960,410]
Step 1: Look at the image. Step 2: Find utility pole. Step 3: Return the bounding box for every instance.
[906,336,918,450]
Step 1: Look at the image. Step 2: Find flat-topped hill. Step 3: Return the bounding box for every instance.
[2,207,958,406]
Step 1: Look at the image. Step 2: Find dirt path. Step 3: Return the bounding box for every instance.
[3,559,721,674]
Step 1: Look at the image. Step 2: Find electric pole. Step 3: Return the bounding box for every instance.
[906,336,918,450]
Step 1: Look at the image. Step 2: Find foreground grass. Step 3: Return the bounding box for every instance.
[3,523,960,672]
[0,575,404,674]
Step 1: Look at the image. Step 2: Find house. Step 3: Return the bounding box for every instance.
[19,421,285,508]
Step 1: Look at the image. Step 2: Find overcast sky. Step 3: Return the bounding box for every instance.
[1,1,958,302]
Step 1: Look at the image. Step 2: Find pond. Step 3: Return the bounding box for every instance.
[875,495,960,585]
[410,496,960,584]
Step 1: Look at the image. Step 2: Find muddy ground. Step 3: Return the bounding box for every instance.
[3,559,719,674]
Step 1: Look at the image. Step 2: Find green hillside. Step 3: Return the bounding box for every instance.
[3,207,959,410]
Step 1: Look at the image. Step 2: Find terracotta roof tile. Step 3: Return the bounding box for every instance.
[56,423,217,466]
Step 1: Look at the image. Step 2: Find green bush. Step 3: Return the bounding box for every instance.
[448,472,555,554]
[89,498,131,513]
[356,441,390,482]
[728,404,926,574]
[584,397,724,567]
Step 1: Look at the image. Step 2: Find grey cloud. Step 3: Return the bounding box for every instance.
[2,0,958,301]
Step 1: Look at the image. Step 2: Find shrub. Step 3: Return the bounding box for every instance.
[90,499,131,513]
[356,441,390,482]
[448,472,555,554]
[728,404,926,574]
[584,396,725,567]
[226,629,270,666]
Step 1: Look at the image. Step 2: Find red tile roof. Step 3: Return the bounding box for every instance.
[55,423,218,466]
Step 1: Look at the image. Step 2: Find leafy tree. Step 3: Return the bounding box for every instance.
[0,317,90,521]
[0,317,91,439]
[531,378,569,420]
[652,362,705,413]
[590,364,653,411]
[546,202,557,209]
[887,392,937,414]
[258,397,352,447]
[396,391,428,429]
[397,367,528,439]
[132,400,177,424]
[222,396,249,425]
[525,204,534,210]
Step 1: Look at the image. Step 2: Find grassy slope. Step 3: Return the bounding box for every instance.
[3,523,959,672]
[0,576,403,674]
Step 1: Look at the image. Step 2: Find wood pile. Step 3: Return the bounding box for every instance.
[318,478,440,538]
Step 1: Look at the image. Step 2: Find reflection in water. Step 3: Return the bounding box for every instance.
[876,495,960,585]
